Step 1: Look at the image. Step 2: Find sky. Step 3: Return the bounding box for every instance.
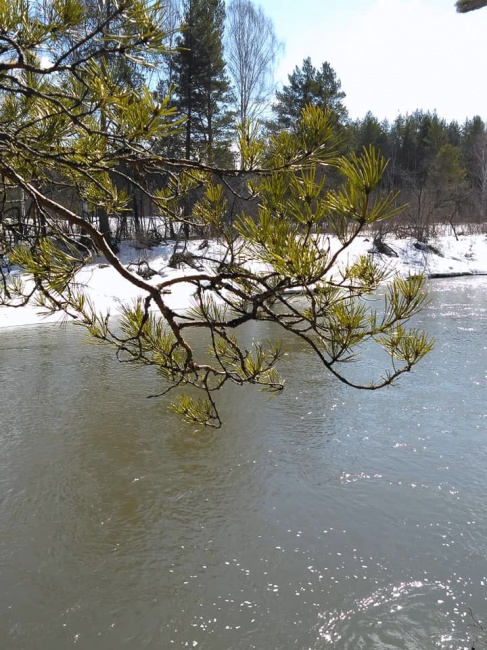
[260,0,487,123]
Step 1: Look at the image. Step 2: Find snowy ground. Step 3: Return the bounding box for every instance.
[1,233,487,329]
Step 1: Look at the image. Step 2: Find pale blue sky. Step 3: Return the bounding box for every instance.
[258,0,487,123]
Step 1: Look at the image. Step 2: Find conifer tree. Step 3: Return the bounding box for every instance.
[462,116,487,217]
[272,58,347,131]
[171,0,234,164]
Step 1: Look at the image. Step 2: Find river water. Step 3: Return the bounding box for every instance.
[0,277,486,649]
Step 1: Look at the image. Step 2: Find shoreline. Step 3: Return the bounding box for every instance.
[1,233,487,330]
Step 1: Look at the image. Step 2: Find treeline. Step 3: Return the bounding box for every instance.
[153,0,487,241]
[5,0,487,245]
[126,0,487,242]
[347,111,487,238]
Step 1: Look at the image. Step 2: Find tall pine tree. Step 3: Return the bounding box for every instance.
[172,0,234,165]
[272,58,347,131]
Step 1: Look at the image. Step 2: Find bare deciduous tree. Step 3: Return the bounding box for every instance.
[225,0,283,126]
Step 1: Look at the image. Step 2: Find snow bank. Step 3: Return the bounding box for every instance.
[1,234,487,330]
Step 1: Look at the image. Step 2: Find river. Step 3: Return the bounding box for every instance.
[1,277,486,649]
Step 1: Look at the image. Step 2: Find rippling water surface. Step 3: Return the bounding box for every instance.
[1,277,486,649]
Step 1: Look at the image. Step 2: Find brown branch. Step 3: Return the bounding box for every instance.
[0,162,198,371]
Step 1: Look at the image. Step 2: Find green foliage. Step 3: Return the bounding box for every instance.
[170,0,235,163]
[428,144,465,189]
[345,108,487,234]
[272,58,347,132]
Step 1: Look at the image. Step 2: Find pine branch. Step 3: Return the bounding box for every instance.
[456,0,487,12]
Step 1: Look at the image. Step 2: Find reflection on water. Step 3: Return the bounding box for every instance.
[0,276,486,649]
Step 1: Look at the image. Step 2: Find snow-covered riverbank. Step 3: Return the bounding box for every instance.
[1,233,486,329]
